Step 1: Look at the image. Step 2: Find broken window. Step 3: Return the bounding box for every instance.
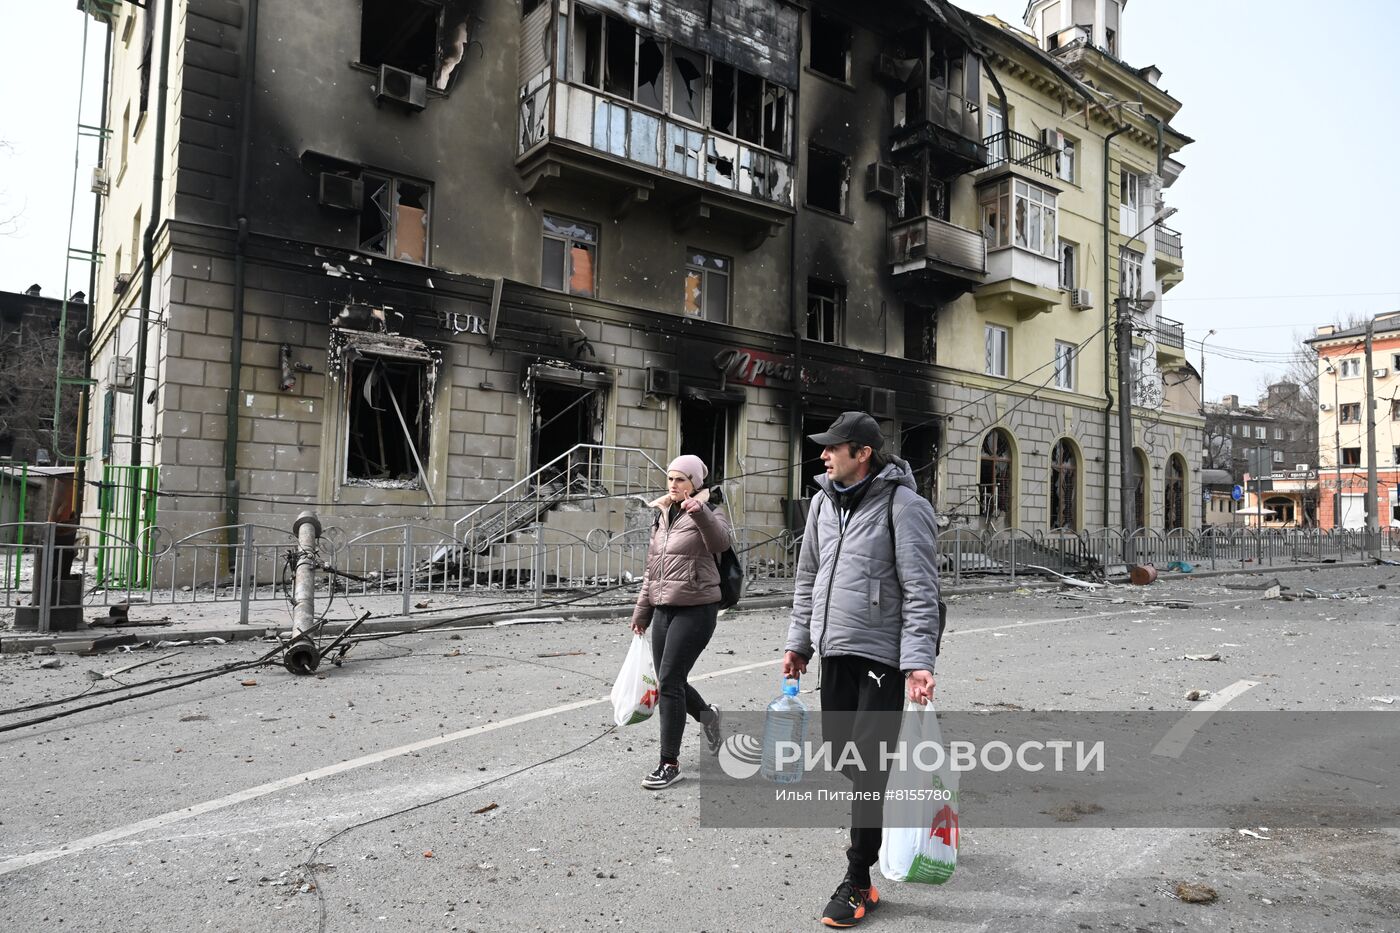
[806,144,850,215]
[1059,239,1077,290]
[984,324,1008,376]
[896,154,947,221]
[806,278,844,344]
[1342,447,1361,466]
[1340,402,1361,424]
[979,429,1014,519]
[603,15,636,97]
[670,46,706,123]
[1132,448,1149,529]
[636,36,665,110]
[345,355,432,489]
[359,173,432,264]
[1165,455,1185,531]
[1119,247,1143,298]
[1050,438,1078,530]
[809,10,852,82]
[978,178,1056,254]
[683,249,730,322]
[711,62,738,136]
[542,214,598,297]
[361,0,473,90]
[900,422,939,503]
[903,304,936,363]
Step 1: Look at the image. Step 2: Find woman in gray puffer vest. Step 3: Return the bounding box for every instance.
[630,454,732,790]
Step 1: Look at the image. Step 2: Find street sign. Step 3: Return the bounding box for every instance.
[1231,484,1244,502]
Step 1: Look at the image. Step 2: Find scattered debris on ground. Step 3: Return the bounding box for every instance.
[1044,801,1104,822]
[1186,689,1211,701]
[1182,653,1222,662]
[1173,881,1219,904]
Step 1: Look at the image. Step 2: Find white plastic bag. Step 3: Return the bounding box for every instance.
[878,700,959,885]
[610,634,659,727]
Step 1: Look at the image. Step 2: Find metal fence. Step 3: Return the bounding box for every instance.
[2,518,1393,632]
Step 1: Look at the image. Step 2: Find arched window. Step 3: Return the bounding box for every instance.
[979,429,1014,521]
[1132,447,1150,530]
[1164,454,1186,531]
[1050,438,1078,530]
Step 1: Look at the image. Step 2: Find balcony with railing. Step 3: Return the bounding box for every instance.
[515,3,797,247]
[1155,314,1187,366]
[982,130,1055,178]
[1155,224,1184,289]
[889,215,987,298]
[890,80,986,174]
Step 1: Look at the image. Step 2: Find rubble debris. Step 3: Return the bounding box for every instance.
[1223,578,1281,592]
[1025,565,1107,590]
[199,637,226,645]
[536,651,587,658]
[1182,653,1222,662]
[1370,696,1397,705]
[1146,600,1193,609]
[38,657,62,669]
[1262,584,1282,600]
[241,679,258,687]
[1044,802,1103,822]
[492,617,564,627]
[85,650,183,682]
[1165,560,1195,573]
[1237,828,1271,840]
[1173,882,1218,904]
[472,802,498,815]
[1185,690,1211,701]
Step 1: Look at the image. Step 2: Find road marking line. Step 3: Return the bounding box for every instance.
[1150,679,1261,758]
[951,593,1259,637]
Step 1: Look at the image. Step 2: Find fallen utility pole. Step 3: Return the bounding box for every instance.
[284,511,323,675]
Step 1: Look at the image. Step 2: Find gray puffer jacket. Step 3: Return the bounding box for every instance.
[785,458,943,673]
[632,487,733,628]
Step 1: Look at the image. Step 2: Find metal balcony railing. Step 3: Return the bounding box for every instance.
[1156,225,1183,262]
[982,130,1054,177]
[889,215,987,276]
[1156,316,1185,349]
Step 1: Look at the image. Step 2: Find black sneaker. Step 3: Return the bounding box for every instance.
[641,762,683,790]
[702,704,723,754]
[821,876,880,928]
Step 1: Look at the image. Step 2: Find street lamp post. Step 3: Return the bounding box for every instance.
[1325,361,1341,529]
[1199,328,1216,529]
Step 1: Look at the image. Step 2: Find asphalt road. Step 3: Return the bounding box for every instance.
[1,565,1398,932]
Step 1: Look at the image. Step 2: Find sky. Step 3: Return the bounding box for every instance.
[2,1,1398,403]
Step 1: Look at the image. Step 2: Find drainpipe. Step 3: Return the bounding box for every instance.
[223,0,260,554]
[785,16,806,529]
[128,0,174,537]
[1101,123,1129,528]
[76,18,115,517]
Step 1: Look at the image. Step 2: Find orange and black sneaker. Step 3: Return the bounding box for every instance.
[821,876,880,927]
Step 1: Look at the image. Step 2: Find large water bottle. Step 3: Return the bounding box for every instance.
[761,678,808,784]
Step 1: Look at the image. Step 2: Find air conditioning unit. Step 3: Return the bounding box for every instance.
[318,172,363,211]
[90,165,110,196]
[1319,402,1331,411]
[376,64,427,112]
[1041,128,1065,151]
[645,366,679,397]
[861,386,897,420]
[1070,288,1093,310]
[109,355,135,390]
[113,272,132,295]
[865,162,898,200]
[1374,368,1390,378]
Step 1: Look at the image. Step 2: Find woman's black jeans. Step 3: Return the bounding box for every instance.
[650,602,719,762]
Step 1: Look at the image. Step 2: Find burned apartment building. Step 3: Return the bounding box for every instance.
[83,0,1197,546]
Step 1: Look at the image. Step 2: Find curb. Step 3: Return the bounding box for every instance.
[1,560,1380,655]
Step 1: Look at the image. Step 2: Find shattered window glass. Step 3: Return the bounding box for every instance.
[359,173,391,256]
[636,37,665,110]
[762,84,789,153]
[806,278,843,344]
[542,214,599,297]
[711,62,737,136]
[572,6,603,89]
[670,47,706,123]
[394,182,430,263]
[603,16,636,98]
[345,356,431,488]
[358,174,431,264]
[1051,438,1078,530]
[979,430,1013,519]
[735,70,764,145]
[684,250,730,322]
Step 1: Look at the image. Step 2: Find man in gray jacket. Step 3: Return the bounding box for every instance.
[782,411,942,928]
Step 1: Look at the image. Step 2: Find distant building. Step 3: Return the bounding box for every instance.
[0,285,88,464]
[1306,311,1400,530]
[1201,384,1318,528]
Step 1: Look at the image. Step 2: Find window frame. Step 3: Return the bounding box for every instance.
[1056,134,1077,184]
[985,324,1009,377]
[1339,401,1361,424]
[542,213,600,297]
[1339,357,1361,378]
[1120,247,1144,299]
[1058,239,1077,291]
[356,172,433,265]
[341,351,435,491]
[1053,340,1075,390]
[984,99,1008,161]
[805,143,852,217]
[1050,437,1079,531]
[1119,168,1141,235]
[805,277,845,344]
[808,9,853,84]
[980,178,1057,257]
[1342,447,1361,467]
[683,248,731,323]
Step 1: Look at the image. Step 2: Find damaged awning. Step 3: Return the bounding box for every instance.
[332,329,435,364]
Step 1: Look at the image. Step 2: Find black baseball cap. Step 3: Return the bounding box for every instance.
[807,411,885,450]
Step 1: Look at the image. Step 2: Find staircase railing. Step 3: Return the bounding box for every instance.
[451,444,667,552]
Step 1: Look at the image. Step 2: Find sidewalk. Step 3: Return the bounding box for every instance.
[0,559,1373,654]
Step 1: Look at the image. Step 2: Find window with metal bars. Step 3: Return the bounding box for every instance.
[1050,438,1077,530]
[1165,455,1185,531]
[979,429,1014,519]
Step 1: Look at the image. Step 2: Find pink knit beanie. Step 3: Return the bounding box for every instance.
[666,454,708,487]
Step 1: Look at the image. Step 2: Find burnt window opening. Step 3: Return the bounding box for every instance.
[903,304,937,363]
[542,214,599,297]
[680,397,734,485]
[979,429,1014,520]
[345,356,432,488]
[357,173,432,264]
[1165,455,1186,531]
[896,155,948,221]
[806,144,850,216]
[361,0,474,91]
[809,10,852,82]
[531,382,602,479]
[1050,438,1078,530]
[569,5,665,110]
[521,0,544,16]
[900,422,940,503]
[1342,447,1361,467]
[806,278,844,344]
[683,249,730,323]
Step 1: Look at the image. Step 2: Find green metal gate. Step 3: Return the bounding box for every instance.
[0,459,32,586]
[95,464,158,588]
